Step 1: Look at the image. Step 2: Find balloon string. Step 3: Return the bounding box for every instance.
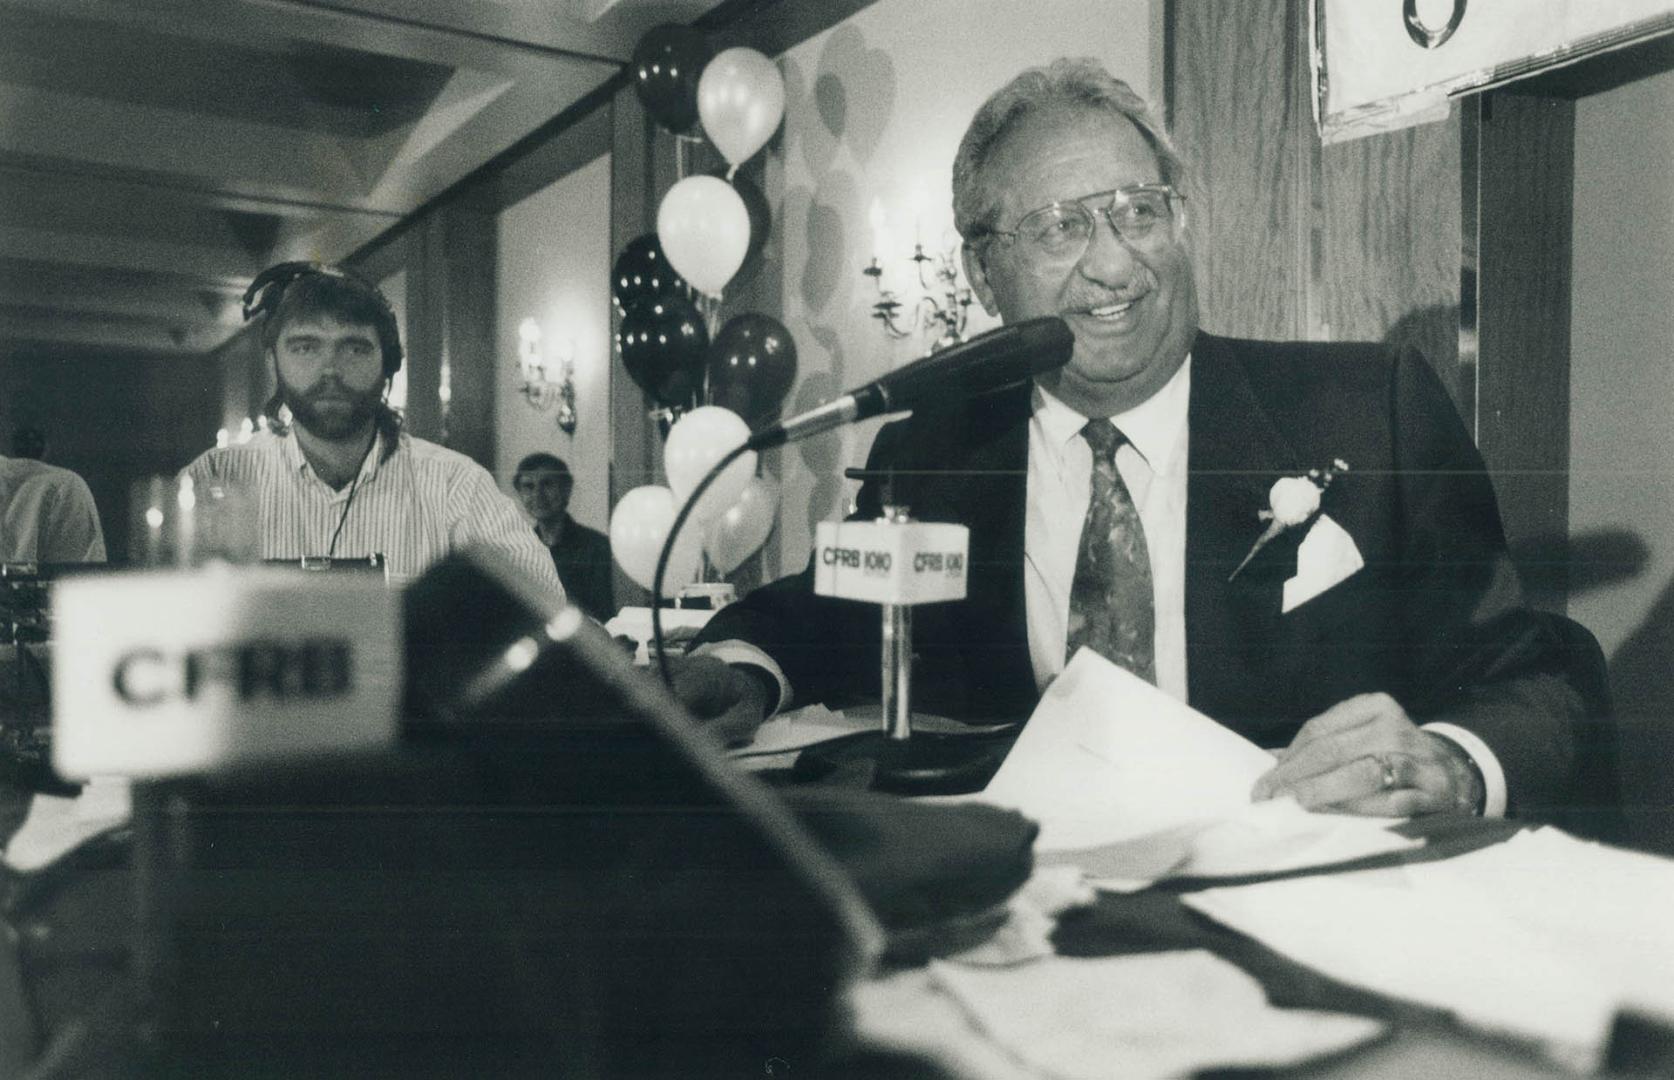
[701,325,713,408]
[693,293,719,413]
[725,162,738,184]
[703,292,722,342]
[673,131,704,180]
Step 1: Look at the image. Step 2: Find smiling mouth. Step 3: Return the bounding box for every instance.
[1082,297,1141,322]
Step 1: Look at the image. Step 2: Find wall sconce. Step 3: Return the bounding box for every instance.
[516,317,579,434]
[862,199,973,353]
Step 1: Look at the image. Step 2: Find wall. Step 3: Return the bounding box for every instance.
[1170,0,1463,401]
[209,327,265,439]
[769,0,1160,569]
[496,153,614,531]
[1567,66,1674,849]
[1568,66,1674,656]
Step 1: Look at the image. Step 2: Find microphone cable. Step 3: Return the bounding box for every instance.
[325,429,380,560]
[326,471,363,560]
[651,441,752,690]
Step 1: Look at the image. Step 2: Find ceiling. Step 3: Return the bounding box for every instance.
[0,0,725,357]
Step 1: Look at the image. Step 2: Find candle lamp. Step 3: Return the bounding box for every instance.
[516,318,580,434]
[861,239,973,353]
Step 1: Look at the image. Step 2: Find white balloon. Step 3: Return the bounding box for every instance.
[664,405,756,524]
[703,475,779,574]
[697,47,786,166]
[609,484,702,592]
[657,175,749,297]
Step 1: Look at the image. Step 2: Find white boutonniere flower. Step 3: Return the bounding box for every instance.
[1229,459,1349,580]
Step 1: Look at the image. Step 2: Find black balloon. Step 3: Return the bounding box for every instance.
[708,167,772,272]
[631,24,711,135]
[617,295,709,408]
[706,313,797,423]
[612,233,690,314]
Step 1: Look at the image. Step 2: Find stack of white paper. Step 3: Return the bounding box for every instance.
[916,649,1674,1068]
[975,650,1416,883]
[1421,828,1674,1025]
[1182,856,1622,1068]
[1187,825,1674,1063]
[928,950,1384,1079]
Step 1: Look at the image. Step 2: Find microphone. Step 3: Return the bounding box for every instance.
[745,315,1073,450]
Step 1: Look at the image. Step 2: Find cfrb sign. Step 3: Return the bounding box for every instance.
[813,519,969,606]
[111,639,354,708]
[819,545,894,574]
[53,568,399,780]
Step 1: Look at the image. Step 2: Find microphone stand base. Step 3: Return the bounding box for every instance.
[792,730,1008,796]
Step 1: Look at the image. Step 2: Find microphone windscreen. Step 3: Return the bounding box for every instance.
[879,315,1072,413]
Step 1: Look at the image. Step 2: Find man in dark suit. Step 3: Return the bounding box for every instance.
[513,452,615,622]
[677,58,1604,821]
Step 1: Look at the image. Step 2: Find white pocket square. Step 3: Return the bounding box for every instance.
[1282,513,1364,614]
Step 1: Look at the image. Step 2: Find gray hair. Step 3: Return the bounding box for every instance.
[951,57,1185,244]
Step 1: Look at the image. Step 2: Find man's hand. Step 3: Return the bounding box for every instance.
[664,654,773,748]
[1251,692,1485,817]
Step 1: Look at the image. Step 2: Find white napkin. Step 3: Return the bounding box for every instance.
[1282,512,1364,613]
[3,777,131,872]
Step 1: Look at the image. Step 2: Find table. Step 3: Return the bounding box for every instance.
[730,710,1674,1079]
[1,703,1669,1079]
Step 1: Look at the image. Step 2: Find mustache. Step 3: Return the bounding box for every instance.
[303,376,357,398]
[296,377,384,407]
[1065,267,1159,310]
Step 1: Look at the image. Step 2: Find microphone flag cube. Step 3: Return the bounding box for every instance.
[812,519,969,606]
[51,567,399,780]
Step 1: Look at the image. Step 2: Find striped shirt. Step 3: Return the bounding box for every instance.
[184,429,565,602]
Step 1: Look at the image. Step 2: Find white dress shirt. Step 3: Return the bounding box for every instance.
[1025,362,1191,700]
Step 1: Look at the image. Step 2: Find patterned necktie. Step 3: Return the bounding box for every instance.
[1065,418,1156,682]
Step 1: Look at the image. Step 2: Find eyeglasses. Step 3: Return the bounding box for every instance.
[980,183,1184,263]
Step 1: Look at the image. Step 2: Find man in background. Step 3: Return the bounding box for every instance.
[513,452,614,621]
[184,262,562,599]
[1,434,105,563]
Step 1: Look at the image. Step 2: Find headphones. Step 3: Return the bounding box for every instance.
[242,261,404,378]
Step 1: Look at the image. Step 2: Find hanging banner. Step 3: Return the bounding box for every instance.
[1312,0,1674,143]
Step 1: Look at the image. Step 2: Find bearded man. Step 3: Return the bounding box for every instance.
[184,262,562,597]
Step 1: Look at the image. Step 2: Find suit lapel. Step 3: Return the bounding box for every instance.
[902,383,1033,713]
[1185,333,1308,704]
[949,386,1030,538]
[942,384,1031,632]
